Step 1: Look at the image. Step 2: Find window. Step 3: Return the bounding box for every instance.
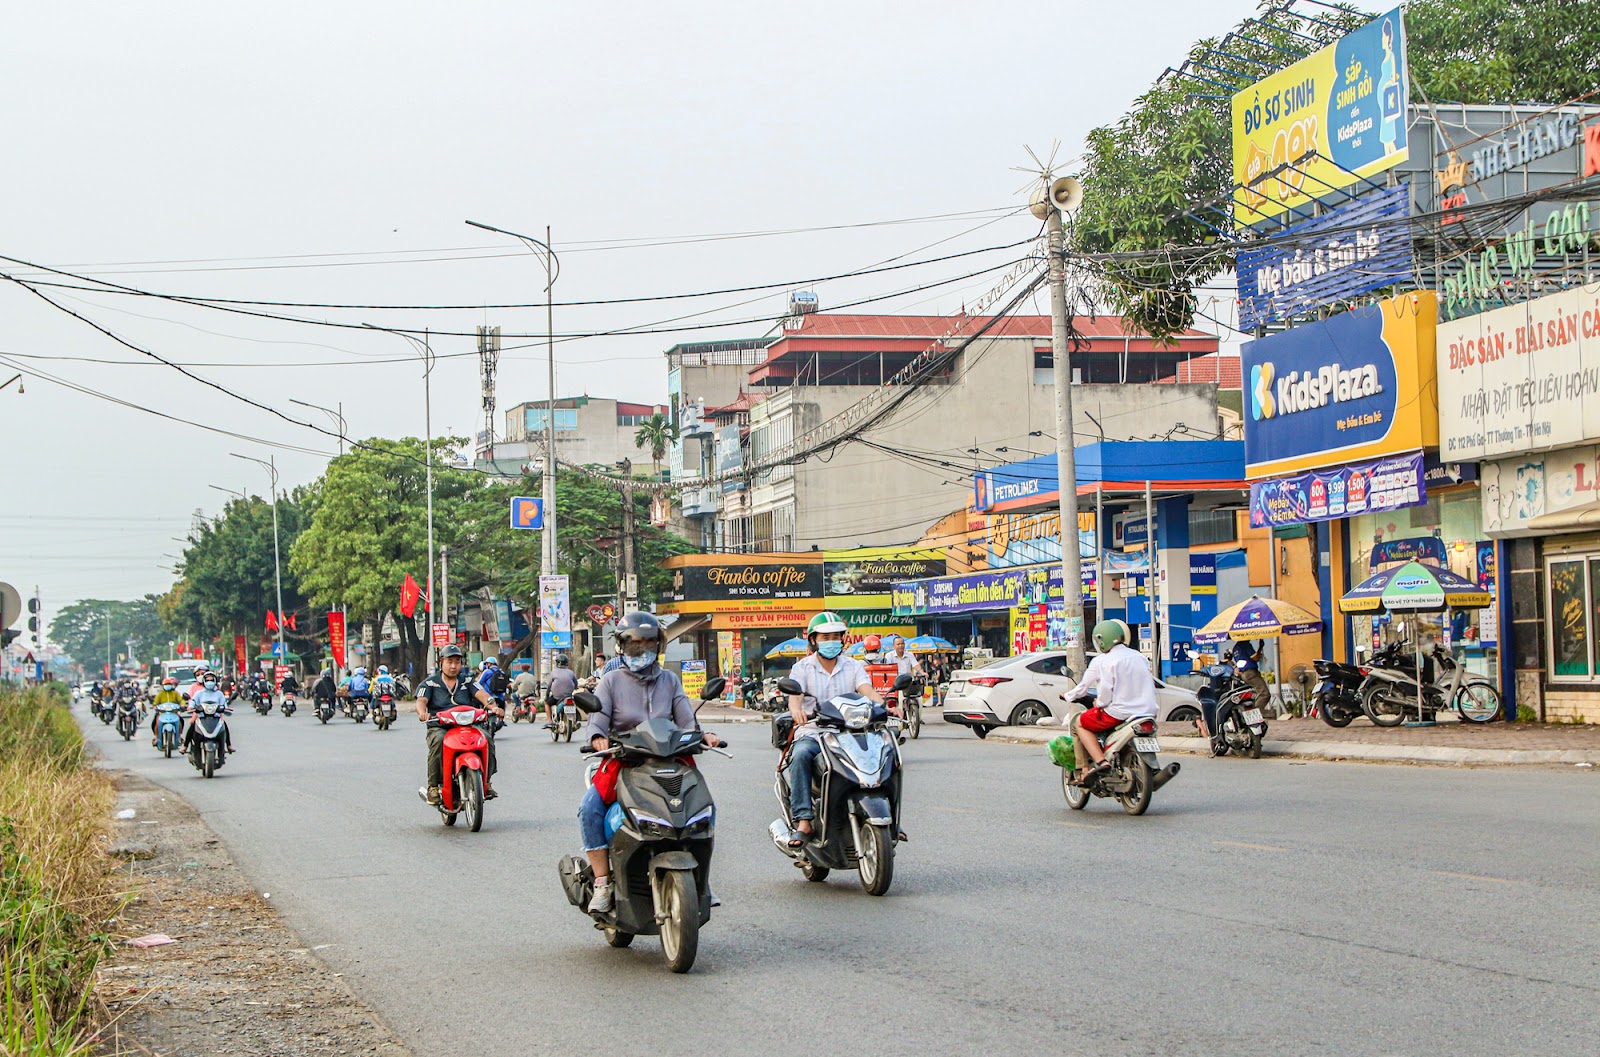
[1547,555,1600,680]
[525,408,577,433]
[1025,655,1070,676]
[1188,509,1238,546]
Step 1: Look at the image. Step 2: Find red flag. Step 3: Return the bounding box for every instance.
[284,612,297,631]
[399,574,421,618]
[234,635,248,672]
[265,610,279,631]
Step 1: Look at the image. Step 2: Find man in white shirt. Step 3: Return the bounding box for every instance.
[784,612,881,844]
[1067,619,1158,781]
[889,636,923,679]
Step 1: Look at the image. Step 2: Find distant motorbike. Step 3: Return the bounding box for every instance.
[884,678,923,740]
[373,689,397,730]
[559,678,727,973]
[154,701,183,757]
[1195,663,1267,758]
[511,694,537,723]
[315,693,336,724]
[1360,641,1501,726]
[769,675,909,895]
[115,697,141,741]
[186,697,232,779]
[280,691,297,717]
[1057,689,1180,815]
[253,689,272,715]
[550,695,580,743]
[419,705,491,831]
[349,695,370,724]
[98,694,116,724]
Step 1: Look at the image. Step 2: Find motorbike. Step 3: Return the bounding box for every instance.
[315,693,336,724]
[1359,640,1502,726]
[511,694,537,723]
[1311,658,1366,727]
[187,697,232,779]
[374,690,397,730]
[280,691,297,717]
[115,697,141,742]
[884,678,924,740]
[349,695,370,724]
[768,675,909,896]
[253,688,273,715]
[1195,663,1267,758]
[154,702,183,757]
[558,677,728,973]
[98,693,116,724]
[550,695,580,743]
[419,704,493,832]
[1056,689,1181,815]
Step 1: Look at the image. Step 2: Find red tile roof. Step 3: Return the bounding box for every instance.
[1170,354,1242,388]
[780,312,1214,342]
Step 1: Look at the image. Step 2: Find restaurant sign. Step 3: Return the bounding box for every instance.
[668,558,824,613]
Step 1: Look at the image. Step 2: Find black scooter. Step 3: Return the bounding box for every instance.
[1195,663,1267,758]
[558,677,728,974]
[186,698,232,779]
[1311,658,1365,727]
[115,697,141,741]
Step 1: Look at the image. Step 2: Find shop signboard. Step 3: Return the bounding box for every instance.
[822,547,945,608]
[1249,451,1426,528]
[1481,444,1600,537]
[667,557,824,613]
[1235,185,1414,330]
[985,510,1096,569]
[1242,293,1438,478]
[972,468,1052,513]
[538,575,571,650]
[1231,8,1409,224]
[1112,510,1156,548]
[716,631,741,679]
[892,564,1091,617]
[1368,534,1446,569]
[1436,288,1600,461]
[680,660,706,699]
[709,610,816,630]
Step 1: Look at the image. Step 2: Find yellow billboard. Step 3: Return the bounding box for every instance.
[1232,8,1409,224]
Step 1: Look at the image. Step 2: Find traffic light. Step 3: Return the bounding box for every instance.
[26,597,38,613]
[27,616,38,632]
[1,629,18,647]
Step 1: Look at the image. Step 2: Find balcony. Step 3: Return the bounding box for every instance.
[679,401,712,437]
[681,486,720,518]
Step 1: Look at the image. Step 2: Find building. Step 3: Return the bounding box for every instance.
[495,395,669,472]
[672,311,1224,554]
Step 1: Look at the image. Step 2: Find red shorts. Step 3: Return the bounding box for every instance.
[1076,706,1121,733]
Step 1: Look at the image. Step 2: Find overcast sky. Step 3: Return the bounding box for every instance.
[2,0,1256,632]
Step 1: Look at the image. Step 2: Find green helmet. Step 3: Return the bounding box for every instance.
[806,611,848,638]
[1092,618,1131,653]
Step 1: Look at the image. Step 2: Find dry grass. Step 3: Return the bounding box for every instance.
[0,684,121,1057]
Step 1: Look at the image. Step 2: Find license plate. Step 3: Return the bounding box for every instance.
[1133,736,1160,753]
[1313,680,1328,693]
[949,681,966,694]
[1241,707,1264,725]
[563,705,579,716]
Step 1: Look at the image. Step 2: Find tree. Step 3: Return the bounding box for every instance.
[633,412,679,481]
[50,597,168,668]
[1406,0,1600,105]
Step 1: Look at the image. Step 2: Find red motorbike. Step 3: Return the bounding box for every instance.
[422,705,491,832]
[511,694,537,723]
[374,690,397,731]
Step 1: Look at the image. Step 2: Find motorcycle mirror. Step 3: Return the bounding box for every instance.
[700,676,727,701]
[573,691,602,714]
[776,678,803,696]
[892,673,913,691]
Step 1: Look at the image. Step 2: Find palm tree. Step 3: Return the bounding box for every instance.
[633,412,679,480]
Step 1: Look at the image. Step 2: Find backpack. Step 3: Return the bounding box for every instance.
[351,672,370,694]
[489,667,510,696]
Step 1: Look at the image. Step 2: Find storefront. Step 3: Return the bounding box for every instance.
[657,553,824,680]
[891,563,1072,655]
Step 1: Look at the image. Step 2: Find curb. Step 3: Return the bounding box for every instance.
[986,726,1600,767]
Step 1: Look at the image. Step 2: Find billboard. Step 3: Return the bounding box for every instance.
[1437,288,1600,461]
[1249,452,1426,528]
[666,556,824,614]
[538,575,571,650]
[1242,293,1438,478]
[1235,184,1415,330]
[1232,8,1409,224]
[822,547,945,609]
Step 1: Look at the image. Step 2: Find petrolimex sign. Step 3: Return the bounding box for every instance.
[1242,293,1439,479]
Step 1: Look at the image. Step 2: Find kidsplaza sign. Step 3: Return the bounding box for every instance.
[1242,293,1438,478]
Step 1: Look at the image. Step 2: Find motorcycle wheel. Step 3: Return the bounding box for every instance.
[800,860,830,882]
[163,735,173,759]
[659,871,700,973]
[1454,682,1501,724]
[1319,696,1355,728]
[908,701,922,740]
[604,927,634,948]
[857,823,895,896]
[460,770,484,832]
[1061,769,1090,810]
[202,743,216,779]
[319,710,330,725]
[1361,685,1408,727]
[1117,752,1153,816]
[551,721,561,743]
[563,723,574,744]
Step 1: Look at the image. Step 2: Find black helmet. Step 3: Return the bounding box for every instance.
[439,644,465,660]
[555,654,570,666]
[613,611,662,645]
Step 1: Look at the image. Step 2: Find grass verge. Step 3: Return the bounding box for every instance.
[0,684,120,1056]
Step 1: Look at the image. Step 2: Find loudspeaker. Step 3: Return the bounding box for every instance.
[1028,176,1083,219]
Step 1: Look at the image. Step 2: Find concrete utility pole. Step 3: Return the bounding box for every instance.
[619,459,637,612]
[232,453,287,666]
[1032,176,1088,678]
[440,546,450,650]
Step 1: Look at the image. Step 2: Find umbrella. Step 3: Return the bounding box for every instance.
[906,634,958,654]
[1339,561,1492,726]
[763,637,810,659]
[1193,596,1322,645]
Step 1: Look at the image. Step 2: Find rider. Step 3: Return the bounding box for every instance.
[782,611,883,847]
[1228,638,1271,713]
[1067,619,1158,784]
[579,612,721,914]
[150,676,185,745]
[414,645,502,806]
[371,664,397,714]
[312,668,337,709]
[544,654,578,729]
[278,668,301,699]
[183,671,235,755]
[476,656,509,707]
[341,666,372,713]
[889,635,926,712]
[511,666,539,716]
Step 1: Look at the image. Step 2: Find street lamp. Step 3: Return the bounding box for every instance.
[231,453,286,668]
[1,373,22,394]
[464,219,562,580]
[364,325,437,670]
[290,398,348,456]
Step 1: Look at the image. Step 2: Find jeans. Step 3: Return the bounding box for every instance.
[787,736,824,821]
[579,786,609,852]
[426,723,497,788]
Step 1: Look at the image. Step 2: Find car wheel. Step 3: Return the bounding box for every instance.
[1009,700,1050,727]
[1165,705,1199,724]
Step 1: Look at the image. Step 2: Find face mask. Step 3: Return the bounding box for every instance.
[817,641,844,660]
[623,652,655,672]
[204,681,217,690]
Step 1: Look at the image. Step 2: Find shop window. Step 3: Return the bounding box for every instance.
[1546,555,1600,681]
[1188,509,1237,546]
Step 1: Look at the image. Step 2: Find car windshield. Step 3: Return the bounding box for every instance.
[168,666,198,684]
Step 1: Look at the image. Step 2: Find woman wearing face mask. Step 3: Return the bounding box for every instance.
[782,611,882,846]
[578,611,722,914]
[184,671,235,756]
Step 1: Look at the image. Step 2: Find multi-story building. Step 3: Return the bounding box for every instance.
[670,311,1225,552]
[492,395,669,472]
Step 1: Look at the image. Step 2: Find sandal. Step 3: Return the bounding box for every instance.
[787,823,812,848]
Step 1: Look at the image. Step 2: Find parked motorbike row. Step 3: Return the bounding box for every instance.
[1312,640,1502,728]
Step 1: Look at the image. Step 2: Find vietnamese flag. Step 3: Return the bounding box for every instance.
[265,610,279,631]
[284,612,297,631]
[399,574,422,618]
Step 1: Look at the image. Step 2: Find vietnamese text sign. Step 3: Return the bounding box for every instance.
[539,575,571,650]
[823,548,945,606]
[1235,184,1414,330]
[1242,293,1438,478]
[892,564,1093,617]
[668,558,823,612]
[1481,445,1600,537]
[680,660,706,699]
[431,623,451,647]
[1436,288,1600,460]
[1232,8,1409,224]
[1250,451,1426,527]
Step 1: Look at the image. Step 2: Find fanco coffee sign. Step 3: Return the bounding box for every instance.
[1242,293,1439,478]
[669,558,824,612]
[1437,287,1600,460]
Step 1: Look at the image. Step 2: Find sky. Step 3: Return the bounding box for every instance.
[1,0,1258,633]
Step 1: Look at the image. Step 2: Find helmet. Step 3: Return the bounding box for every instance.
[806,611,848,638]
[377,665,389,676]
[555,654,570,666]
[1092,618,1132,653]
[439,645,465,660]
[614,611,663,645]
[863,634,883,652]
[162,677,177,687]
[482,656,497,668]
[321,669,332,678]
[355,666,366,676]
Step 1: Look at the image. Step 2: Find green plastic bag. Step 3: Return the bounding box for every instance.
[1047,734,1076,769]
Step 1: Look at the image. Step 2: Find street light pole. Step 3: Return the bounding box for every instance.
[232,453,286,668]
[290,398,348,456]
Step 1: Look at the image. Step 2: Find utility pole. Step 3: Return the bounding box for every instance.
[440,546,450,652]
[1032,175,1088,678]
[619,459,637,612]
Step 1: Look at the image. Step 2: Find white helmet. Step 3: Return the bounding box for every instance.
[377,665,389,676]
[482,656,498,668]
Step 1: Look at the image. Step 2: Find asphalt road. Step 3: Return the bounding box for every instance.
[83,704,1599,1057]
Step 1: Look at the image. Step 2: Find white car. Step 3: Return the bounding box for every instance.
[941,651,1200,738]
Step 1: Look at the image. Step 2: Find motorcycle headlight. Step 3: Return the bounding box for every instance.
[629,811,675,838]
[684,807,714,835]
[202,701,218,715]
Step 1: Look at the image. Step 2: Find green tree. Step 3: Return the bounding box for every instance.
[633,412,679,481]
[50,597,168,668]
[1406,0,1600,104]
